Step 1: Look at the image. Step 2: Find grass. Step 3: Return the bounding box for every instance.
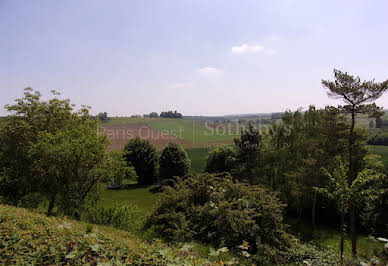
[98,184,158,217]
[100,117,160,125]
[290,219,385,261]
[186,147,210,173]
[368,145,388,166]
[0,204,222,265]
[148,119,236,144]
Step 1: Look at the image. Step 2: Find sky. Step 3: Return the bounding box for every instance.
[0,0,387,116]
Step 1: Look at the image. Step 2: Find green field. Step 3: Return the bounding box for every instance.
[100,117,159,125]
[186,147,210,173]
[98,184,157,217]
[368,145,388,165]
[148,119,236,144]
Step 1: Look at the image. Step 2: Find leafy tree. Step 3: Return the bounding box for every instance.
[205,145,236,174]
[149,112,159,118]
[264,106,348,232]
[159,142,190,181]
[160,110,183,118]
[322,69,388,256]
[123,137,158,185]
[98,112,110,122]
[316,155,385,263]
[233,122,262,184]
[104,152,137,188]
[0,88,108,216]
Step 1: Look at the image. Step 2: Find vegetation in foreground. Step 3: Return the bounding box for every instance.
[0,205,222,265]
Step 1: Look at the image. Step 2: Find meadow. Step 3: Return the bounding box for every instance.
[368,145,388,165]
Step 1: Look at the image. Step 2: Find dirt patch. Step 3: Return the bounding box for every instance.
[100,123,193,151]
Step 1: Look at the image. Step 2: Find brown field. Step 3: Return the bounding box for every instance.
[100,123,193,150]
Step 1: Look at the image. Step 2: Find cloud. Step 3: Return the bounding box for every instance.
[197,66,223,77]
[170,82,193,89]
[231,44,264,54]
[231,43,276,55]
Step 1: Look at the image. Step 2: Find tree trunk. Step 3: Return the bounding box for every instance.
[348,109,357,257]
[312,190,317,237]
[340,212,345,265]
[349,200,357,256]
[47,194,56,216]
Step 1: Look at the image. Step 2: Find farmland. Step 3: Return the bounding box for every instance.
[100,118,238,151]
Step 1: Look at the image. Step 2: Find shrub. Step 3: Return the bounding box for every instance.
[146,173,313,263]
[123,137,158,185]
[159,142,191,181]
[205,145,236,173]
[84,204,141,232]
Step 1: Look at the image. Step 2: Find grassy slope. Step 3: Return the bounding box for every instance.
[0,205,220,265]
[98,184,157,217]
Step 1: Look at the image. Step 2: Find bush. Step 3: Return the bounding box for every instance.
[145,173,327,264]
[123,137,158,185]
[159,142,191,181]
[84,204,141,232]
[205,145,236,173]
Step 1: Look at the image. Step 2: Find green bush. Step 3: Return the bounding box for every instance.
[146,173,320,264]
[84,204,141,232]
[123,137,158,185]
[205,145,236,173]
[159,142,191,181]
[144,173,352,264]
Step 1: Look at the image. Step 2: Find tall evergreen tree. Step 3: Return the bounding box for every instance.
[321,69,388,256]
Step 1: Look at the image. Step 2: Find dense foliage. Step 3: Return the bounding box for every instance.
[160,110,183,118]
[97,112,110,122]
[84,204,141,232]
[0,88,108,217]
[145,173,350,264]
[146,173,286,249]
[205,145,236,173]
[159,142,191,181]
[123,137,158,185]
[104,152,138,188]
[367,131,388,146]
[233,123,262,184]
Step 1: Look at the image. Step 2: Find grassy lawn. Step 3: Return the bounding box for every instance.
[368,145,388,165]
[186,147,210,173]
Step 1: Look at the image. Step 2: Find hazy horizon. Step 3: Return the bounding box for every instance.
[1,0,387,116]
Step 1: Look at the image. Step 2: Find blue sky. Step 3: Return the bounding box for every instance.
[0,0,387,116]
